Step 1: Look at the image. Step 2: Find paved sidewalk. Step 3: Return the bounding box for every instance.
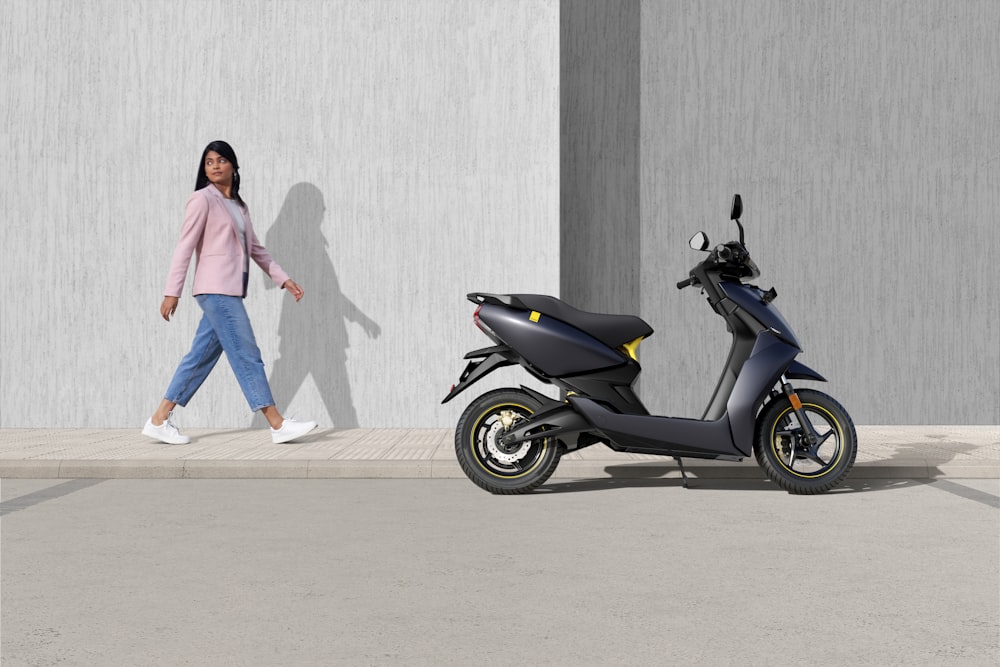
[0,426,997,480]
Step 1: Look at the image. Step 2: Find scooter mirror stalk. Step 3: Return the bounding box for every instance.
[731,194,742,220]
[689,231,710,251]
[731,193,746,246]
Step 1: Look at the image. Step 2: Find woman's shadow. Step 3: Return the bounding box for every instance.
[251,183,380,429]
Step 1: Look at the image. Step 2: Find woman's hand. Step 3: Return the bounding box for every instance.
[283,279,305,302]
[161,296,180,321]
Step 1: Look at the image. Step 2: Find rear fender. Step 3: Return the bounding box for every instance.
[441,348,515,404]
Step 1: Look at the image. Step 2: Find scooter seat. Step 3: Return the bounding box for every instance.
[509,294,654,348]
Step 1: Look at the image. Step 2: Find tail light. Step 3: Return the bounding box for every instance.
[473,304,497,338]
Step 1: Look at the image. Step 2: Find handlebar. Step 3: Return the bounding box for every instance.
[676,276,698,290]
[716,243,747,263]
[679,240,758,291]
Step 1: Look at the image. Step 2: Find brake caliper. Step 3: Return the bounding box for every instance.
[499,410,517,431]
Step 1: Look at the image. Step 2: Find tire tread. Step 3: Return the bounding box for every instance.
[753,389,857,495]
[454,388,562,495]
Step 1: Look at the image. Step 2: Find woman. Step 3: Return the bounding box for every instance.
[143,140,317,445]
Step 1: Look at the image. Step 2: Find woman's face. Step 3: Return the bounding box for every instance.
[204,151,235,189]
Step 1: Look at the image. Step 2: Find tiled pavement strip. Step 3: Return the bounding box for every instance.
[0,426,997,479]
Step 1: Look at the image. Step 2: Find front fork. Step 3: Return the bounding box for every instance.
[777,374,820,450]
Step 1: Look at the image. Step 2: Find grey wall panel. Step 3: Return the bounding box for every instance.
[639,0,1000,424]
[0,0,559,428]
[560,0,641,316]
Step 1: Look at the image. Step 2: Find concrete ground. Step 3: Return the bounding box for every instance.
[0,425,997,479]
[2,478,998,665]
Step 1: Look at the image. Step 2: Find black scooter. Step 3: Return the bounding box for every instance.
[442,195,857,495]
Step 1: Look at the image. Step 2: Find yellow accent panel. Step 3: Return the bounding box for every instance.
[619,336,644,361]
[529,311,541,323]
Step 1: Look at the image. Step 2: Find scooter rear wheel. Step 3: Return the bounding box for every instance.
[455,388,562,494]
[754,389,857,494]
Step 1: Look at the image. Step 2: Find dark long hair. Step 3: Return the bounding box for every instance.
[195,140,245,207]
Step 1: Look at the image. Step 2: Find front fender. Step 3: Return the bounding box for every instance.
[441,348,515,404]
[785,360,827,382]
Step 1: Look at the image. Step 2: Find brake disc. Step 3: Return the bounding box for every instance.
[484,419,531,464]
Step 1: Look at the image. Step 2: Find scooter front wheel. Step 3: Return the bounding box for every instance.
[754,389,857,494]
[455,388,562,494]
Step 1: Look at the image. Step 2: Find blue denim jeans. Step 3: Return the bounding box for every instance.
[164,294,275,411]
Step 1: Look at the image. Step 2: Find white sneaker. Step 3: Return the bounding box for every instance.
[271,418,318,444]
[142,411,191,445]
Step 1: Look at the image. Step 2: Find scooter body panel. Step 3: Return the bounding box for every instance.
[560,363,648,415]
[720,282,801,349]
[561,332,797,458]
[571,396,738,458]
[477,303,626,377]
[724,332,800,455]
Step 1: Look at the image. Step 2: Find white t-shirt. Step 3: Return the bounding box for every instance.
[222,198,250,273]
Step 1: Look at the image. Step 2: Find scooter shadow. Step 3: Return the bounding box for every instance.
[535,472,922,495]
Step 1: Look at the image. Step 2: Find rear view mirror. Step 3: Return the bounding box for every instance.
[731,194,742,220]
[689,231,710,251]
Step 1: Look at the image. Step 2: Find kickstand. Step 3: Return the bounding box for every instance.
[674,457,690,489]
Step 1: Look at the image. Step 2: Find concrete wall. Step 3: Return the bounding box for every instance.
[560,1,640,316]
[0,0,559,428]
[562,0,999,424]
[638,0,999,424]
[2,1,996,428]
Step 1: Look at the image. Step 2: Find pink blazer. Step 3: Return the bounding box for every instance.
[164,184,290,297]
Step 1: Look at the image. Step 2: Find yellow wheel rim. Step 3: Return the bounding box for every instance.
[768,402,845,479]
[469,402,549,479]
